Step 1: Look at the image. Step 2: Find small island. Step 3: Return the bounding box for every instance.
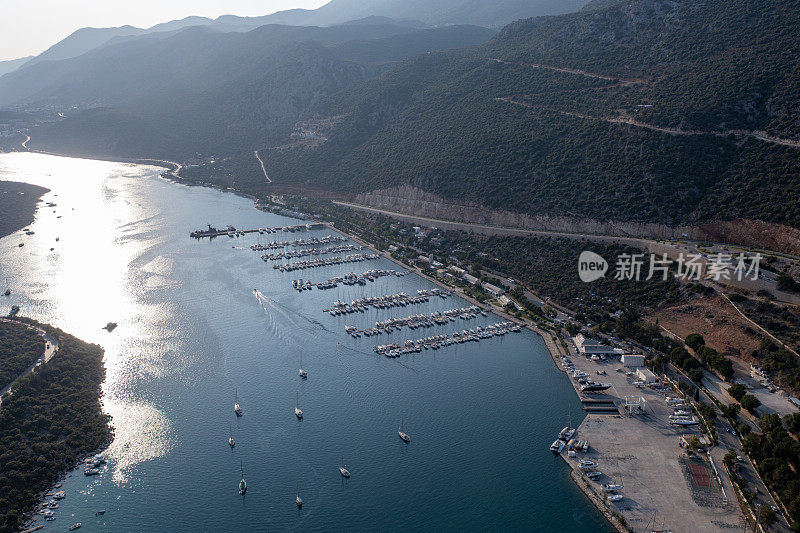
[0,317,112,532]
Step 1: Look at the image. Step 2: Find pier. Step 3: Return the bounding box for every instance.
[189,222,325,239]
[291,269,404,291]
[273,253,379,272]
[260,244,361,261]
[251,235,346,251]
[373,321,521,357]
[322,289,447,313]
[344,305,483,337]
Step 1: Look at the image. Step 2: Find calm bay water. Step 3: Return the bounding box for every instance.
[0,152,612,532]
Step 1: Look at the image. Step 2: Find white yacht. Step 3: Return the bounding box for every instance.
[608,494,623,502]
[579,459,598,470]
[234,389,243,417]
[398,419,411,443]
[339,458,351,478]
[295,391,303,419]
[602,483,623,492]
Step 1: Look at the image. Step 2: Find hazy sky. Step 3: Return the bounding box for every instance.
[0,0,329,61]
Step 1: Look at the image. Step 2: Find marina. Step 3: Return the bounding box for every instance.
[290,269,403,291]
[322,289,447,314]
[1,152,611,533]
[250,234,347,251]
[272,253,379,272]
[190,222,325,239]
[373,321,522,357]
[344,305,483,336]
[260,244,363,261]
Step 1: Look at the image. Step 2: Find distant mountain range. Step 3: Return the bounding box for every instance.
[0,0,585,76]
[3,0,800,243]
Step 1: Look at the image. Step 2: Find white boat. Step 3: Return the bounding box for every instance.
[398,419,411,443]
[238,463,247,495]
[228,425,235,448]
[296,483,303,508]
[608,494,623,502]
[670,417,699,426]
[550,440,564,454]
[52,491,66,500]
[299,354,307,378]
[602,483,623,492]
[339,458,351,478]
[579,459,598,470]
[295,391,303,419]
[587,471,602,480]
[69,524,82,531]
[234,389,243,417]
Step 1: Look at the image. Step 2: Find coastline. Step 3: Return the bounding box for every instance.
[3,150,622,532]
[326,222,629,531]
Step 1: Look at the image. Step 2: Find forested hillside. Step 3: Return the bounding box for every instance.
[6,22,494,158]
[243,0,800,229]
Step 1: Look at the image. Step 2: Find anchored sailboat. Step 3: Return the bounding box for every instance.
[398,418,411,443]
[238,462,247,495]
[339,457,351,478]
[299,353,307,379]
[228,425,235,448]
[296,483,303,508]
[295,391,303,419]
[234,389,243,417]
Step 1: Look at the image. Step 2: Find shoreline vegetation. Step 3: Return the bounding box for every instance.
[0,317,112,533]
[0,181,49,240]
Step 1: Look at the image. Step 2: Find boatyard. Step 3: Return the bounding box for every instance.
[551,341,745,533]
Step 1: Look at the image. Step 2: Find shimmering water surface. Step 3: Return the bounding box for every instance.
[0,152,612,532]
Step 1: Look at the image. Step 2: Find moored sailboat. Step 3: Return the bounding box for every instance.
[238,462,247,495]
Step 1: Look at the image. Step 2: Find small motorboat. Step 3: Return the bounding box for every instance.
[69,523,82,531]
[96,510,105,516]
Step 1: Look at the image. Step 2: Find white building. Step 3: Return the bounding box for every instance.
[573,334,619,355]
[482,282,505,296]
[463,274,480,285]
[636,367,658,384]
[621,354,645,367]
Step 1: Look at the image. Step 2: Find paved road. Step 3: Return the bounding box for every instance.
[0,318,59,407]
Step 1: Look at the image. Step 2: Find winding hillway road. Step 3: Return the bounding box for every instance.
[0,318,59,408]
[495,98,800,150]
[489,58,646,85]
[20,133,30,150]
[254,149,273,183]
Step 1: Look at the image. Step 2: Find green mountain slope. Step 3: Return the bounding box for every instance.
[246,0,800,229]
[13,23,494,158]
